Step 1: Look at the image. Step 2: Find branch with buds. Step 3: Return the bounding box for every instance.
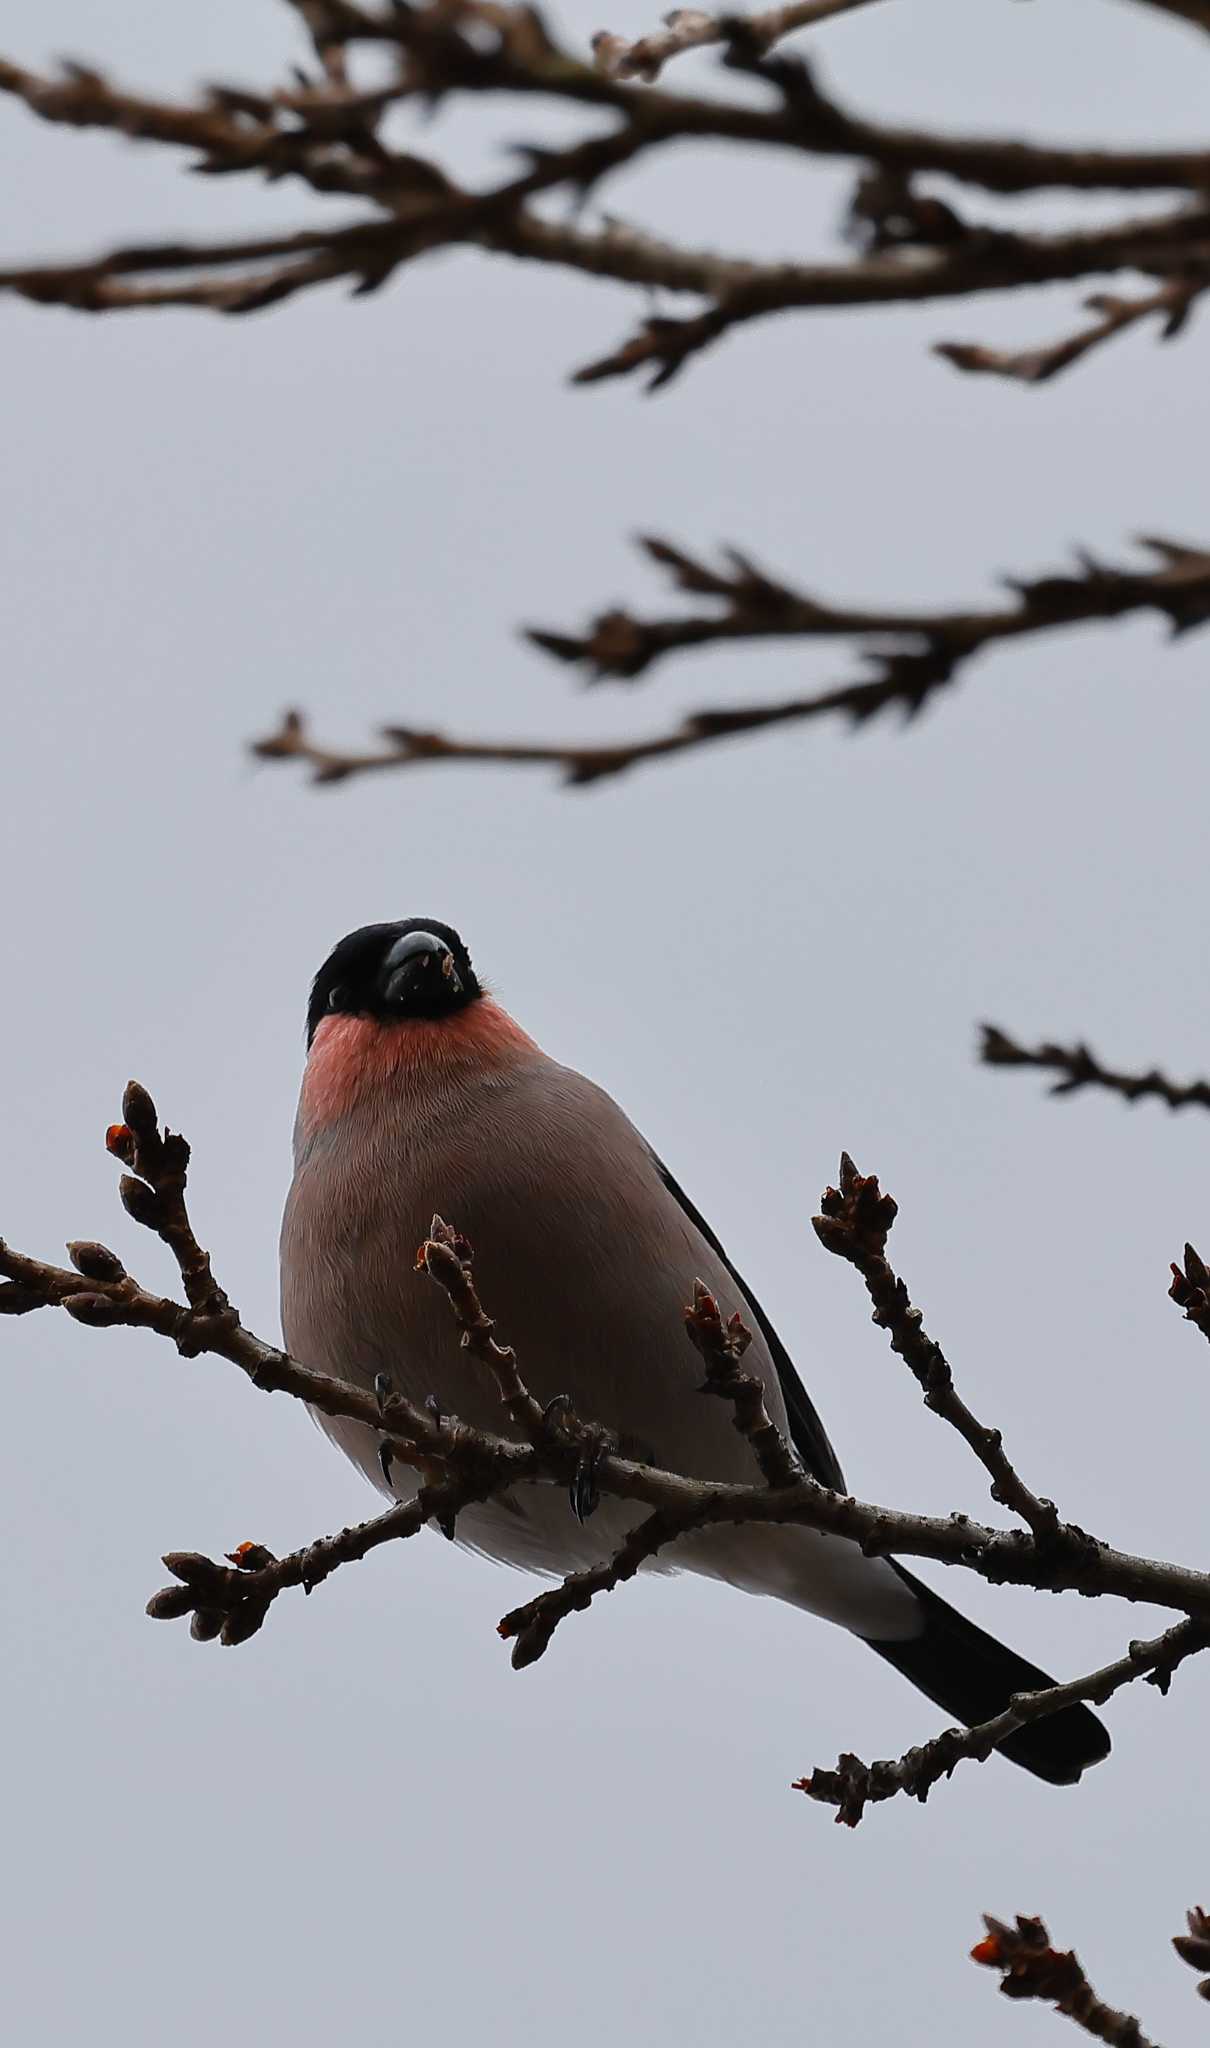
[799,1617,1204,1825]
[5,1087,1210,1815]
[968,1898,1210,2044]
[971,1913,1159,2048]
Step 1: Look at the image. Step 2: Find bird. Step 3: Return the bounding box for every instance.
[280,917,1110,1785]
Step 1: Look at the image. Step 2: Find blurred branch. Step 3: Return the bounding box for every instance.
[938,275,1203,386]
[5,8,1210,385]
[1169,1243,1210,1344]
[1173,1906,1210,2003]
[592,1,884,82]
[531,534,1210,682]
[971,1914,1158,2048]
[981,1025,1210,1112]
[1133,0,1210,35]
[249,535,1210,788]
[799,1617,1205,1825]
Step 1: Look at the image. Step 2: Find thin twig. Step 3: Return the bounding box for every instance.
[799,1618,1204,1824]
[981,1026,1210,1113]
[685,1278,803,1488]
[417,1215,551,1444]
[248,535,1210,789]
[592,1,882,83]
[813,1154,1064,1541]
[1172,1906,1210,2003]
[498,1277,804,1666]
[938,276,1203,386]
[971,1914,1160,2048]
[147,1483,498,1645]
[532,533,1210,681]
[498,1506,690,1667]
[1169,1244,1210,1344]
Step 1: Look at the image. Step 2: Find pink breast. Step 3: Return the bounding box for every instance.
[300,999,539,1131]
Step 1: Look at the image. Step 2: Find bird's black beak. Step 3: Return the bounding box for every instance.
[379,929,464,1011]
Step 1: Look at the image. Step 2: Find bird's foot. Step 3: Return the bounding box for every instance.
[569,1426,618,1524]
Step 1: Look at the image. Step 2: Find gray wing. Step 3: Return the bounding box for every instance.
[651,1154,848,1493]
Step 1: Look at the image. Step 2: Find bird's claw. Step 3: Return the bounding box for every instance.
[570,1429,616,1524]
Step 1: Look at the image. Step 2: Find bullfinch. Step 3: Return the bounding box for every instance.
[280,918,1110,1784]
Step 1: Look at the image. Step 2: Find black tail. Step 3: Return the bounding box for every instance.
[866,1567,1111,1785]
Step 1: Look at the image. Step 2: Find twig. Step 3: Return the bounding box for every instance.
[938,276,1203,386]
[592,1,882,83]
[417,1215,551,1444]
[798,1618,1205,1824]
[146,1485,492,1645]
[531,533,1210,681]
[813,1154,1064,1541]
[981,1026,1210,1112]
[104,1081,231,1316]
[1172,1906,1210,2003]
[1169,1243,1210,1344]
[248,686,960,791]
[498,1506,690,1667]
[249,534,1210,789]
[498,1277,804,1667]
[7,12,1210,389]
[971,1914,1159,2048]
[684,1279,803,1488]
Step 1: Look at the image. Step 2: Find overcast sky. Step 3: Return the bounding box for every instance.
[4,3,1210,2043]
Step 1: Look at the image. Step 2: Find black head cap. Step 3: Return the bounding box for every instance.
[307,919,481,1045]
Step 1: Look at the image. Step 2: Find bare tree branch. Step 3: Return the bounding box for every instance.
[971,1913,1160,2048]
[7,8,1210,389]
[798,1618,1205,1825]
[981,1026,1210,1113]
[248,535,1210,789]
[248,693,922,790]
[532,534,1210,682]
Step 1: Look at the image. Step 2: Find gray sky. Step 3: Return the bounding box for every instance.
[4,3,1210,2042]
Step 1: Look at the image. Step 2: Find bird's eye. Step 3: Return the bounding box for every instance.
[328,984,351,1012]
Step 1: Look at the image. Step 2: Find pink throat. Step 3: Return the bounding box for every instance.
[299,998,538,1131]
